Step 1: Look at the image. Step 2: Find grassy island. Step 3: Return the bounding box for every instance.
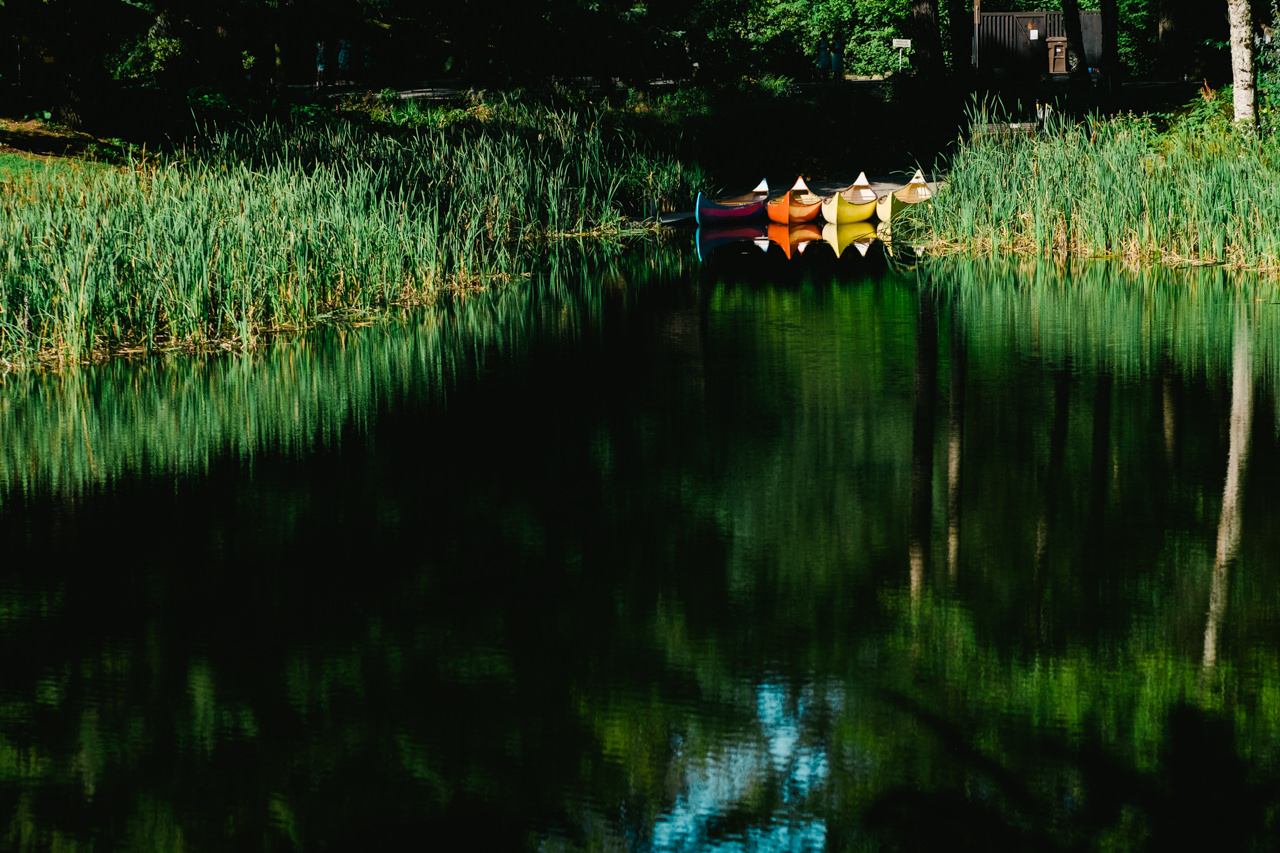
[0,94,703,365]
[913,88,1280,274]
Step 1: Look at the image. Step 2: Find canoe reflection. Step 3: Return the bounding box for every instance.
[695,221,883,264]
[694,223,770,262]
[822,221,878,258]
[767,222,824,259]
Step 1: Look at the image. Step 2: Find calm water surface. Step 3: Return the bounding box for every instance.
[2,240,1279,851]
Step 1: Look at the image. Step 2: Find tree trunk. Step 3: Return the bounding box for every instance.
[1061,0,1090,83]
[911,0,946,78]
[1100,0,1119,92]
[1158,0,1184,79]
[945,0,972,77]
[1227,0,1256,128]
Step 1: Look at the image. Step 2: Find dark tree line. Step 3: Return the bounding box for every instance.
[0,0,1275,130]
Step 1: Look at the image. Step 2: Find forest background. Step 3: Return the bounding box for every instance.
[0,0,1266,142]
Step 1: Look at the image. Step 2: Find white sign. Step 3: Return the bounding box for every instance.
[892,38,912,48]
[1029,29,1039,40]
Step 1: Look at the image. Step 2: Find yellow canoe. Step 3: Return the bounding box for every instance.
[820,172,878,224]
[767,177,824,225]
[875,169,934,222]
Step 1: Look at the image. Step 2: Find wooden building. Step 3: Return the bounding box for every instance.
[975,10,1102,77]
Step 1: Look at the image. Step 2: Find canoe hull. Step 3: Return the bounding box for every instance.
[875,170,934,222]
[767,176,824,225]
[821,194,876,224]
[821,172,878,224]
[696,193,768,225]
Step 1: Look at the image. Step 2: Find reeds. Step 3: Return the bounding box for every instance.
[918,101,1280,274]
[0,99,704,364]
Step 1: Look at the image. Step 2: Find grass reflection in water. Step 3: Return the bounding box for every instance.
[0,251,1278,851]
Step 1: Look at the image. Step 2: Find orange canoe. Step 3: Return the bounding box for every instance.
[767,177,823,225]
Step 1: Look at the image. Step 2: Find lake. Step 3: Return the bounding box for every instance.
[1,234,1278,851]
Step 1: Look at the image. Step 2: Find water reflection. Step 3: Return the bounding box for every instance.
[694,223,884,266]
[1,249,1280,850]
[1203,306,1253,672]
[0,240,692,499]
[650,681,829,852]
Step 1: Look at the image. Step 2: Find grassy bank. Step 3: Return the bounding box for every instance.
[0,96,705,366]
[916,95,1280,273]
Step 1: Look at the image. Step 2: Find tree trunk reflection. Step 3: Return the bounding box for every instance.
[911,290,939,598]
[946,303,965,581]
[1203,308,1253,671]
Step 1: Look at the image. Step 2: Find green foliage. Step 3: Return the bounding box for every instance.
[738,72,800,98]
[845,23,909,77]
[187,85,250,124]
[692,0,916,81]
[0,98,701,362]
[1257,4,1280,130]
[920,94,1280,271]
[1159,81,1234,134]
[1117,0,1159,78]
[111,35,187,81]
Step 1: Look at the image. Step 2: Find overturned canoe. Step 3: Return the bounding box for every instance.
[820,172,878,224]
[695,179,769,225]
[875,169,934,223]
[767,177,824,225]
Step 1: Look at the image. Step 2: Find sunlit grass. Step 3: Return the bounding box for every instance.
[0,152,64,181]
[918,102,1280,274]
[0,99,706,366]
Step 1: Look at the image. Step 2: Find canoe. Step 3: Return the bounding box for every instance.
[695,179,769,225]
[875,169,934,223]
[767,177,824,225]
[820,172,878,224]
[767,222,824,259]
[695,223,770,261]
[821,221,877,258]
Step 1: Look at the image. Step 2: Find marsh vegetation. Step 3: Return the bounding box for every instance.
[913,90,1280,273]
[0,94,704,365]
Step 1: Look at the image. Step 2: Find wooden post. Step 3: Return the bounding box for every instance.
[973,0,980,70]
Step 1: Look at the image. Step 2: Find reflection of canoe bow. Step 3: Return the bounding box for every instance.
[822,221,877,258]
[768,222,824,259]
[695,179,769,225]
[767,177,824,225]
[875,169,934,222]
[820,172,878,224]
[695,223,770,261]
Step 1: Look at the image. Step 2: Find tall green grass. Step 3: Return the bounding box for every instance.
[0,99,705,364]
[918,100,1280,273]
